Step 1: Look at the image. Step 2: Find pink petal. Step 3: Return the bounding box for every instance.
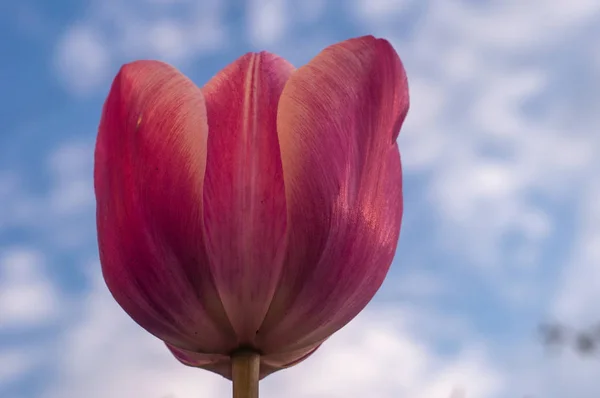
[95,61,235,354]
[259,36,408,352]
[166,340,320,380]
[201,52,294,344]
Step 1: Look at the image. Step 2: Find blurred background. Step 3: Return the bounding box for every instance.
[1,0,599,397]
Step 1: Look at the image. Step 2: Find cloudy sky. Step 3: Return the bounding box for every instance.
[1,0,600,397]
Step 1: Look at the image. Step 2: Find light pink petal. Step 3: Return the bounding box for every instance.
[259,36,408,353]
[95,61,235,354]
[201,52,294,344]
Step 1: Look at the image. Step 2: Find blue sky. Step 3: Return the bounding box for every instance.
[1,0,600,397]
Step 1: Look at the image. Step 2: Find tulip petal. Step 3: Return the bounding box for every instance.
[166,340,320,380]
[95,61,235,354]
[259,36,408,352]
[201,52,294,344]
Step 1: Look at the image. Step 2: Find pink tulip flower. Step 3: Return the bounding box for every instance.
[95,35,408,395]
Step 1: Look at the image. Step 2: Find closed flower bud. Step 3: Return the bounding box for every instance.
[95,35,409,381]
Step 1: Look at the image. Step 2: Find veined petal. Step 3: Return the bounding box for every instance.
[165,343,229,377]
[259,36,408,352]
[95,61,235,354]
[201,52,294,344]
[166,340,320,380]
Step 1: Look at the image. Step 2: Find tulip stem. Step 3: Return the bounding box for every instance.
[232,350,260,398]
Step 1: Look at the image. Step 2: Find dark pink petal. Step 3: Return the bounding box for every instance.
[165,343,229,377]
[201,52,294,344]
[259,36,408,353]
[95,61,235,354]
[260,341,323,370]
[167,340,321,380]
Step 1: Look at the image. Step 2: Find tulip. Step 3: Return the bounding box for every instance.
[95,35,409,397]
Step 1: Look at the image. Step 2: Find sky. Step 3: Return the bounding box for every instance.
[1,0,600,397]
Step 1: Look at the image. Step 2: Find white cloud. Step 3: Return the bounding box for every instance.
[353,0,414,21]
[245,0,329,48]
[0,248,59,329]
[459,1,600,49]
[538,351,600,398]
[54,24,110,95]
[388,269,447,299]
[46,268,503,398]
[0,349,36,386]
[551,182,600,327]
[349,1,600,392]
[53,0,228,95]
[0,172,43,230]
[247,0,288,47]
[293,0,327,23]
[47,142,94,216]
[504,345,600,398]
[353,0,600,273]
[268,314,501,398]
[0,141,96,252]
[45,269,227,398]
